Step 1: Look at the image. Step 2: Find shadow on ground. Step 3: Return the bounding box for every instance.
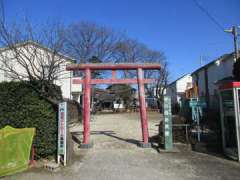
[71,131,140,147]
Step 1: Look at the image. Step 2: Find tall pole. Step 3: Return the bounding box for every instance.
[81,68,92,148]
[233,26,239,60]
[137,68,151,147]
[225,26,239,60]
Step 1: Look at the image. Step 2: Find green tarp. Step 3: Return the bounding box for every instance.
[0,126,35,177]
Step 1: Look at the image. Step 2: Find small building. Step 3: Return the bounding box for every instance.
[94,88,116,110]
[191,52,237,109]
[0,41,82,101]
[166,74,192,107]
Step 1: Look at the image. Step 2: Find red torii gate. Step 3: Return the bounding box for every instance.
[66,63,161,148]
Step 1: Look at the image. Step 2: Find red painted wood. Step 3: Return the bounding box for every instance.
[72,78,156,84]
[137,68,149,144]
[232,82,240,87]
[72,78,82,84]
[83,68,91,144]
[67,63,161,71]
[219,82,240,90]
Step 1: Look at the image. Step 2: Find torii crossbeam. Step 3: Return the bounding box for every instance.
[66,63,161,148]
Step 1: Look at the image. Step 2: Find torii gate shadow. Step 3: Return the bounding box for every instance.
[72,130,140,146]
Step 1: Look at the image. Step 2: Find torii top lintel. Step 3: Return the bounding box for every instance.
[66,63,161,71]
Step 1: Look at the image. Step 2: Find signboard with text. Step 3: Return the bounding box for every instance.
[163,96,173,150]
[57,102,67,166]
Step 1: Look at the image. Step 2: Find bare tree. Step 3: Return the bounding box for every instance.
[64,21,121,63]
[155,61,169,110]
[142,48,169,110]
[114,38,169,110]
[142,49,168,96]
[113,39,148,78]
[0,18,69,104]
[114,39,146,63]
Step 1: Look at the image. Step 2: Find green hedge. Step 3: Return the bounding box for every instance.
[0,81,59,159]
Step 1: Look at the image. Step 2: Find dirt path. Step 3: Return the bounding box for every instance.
[87,112,161,150]
[3,112,240,180]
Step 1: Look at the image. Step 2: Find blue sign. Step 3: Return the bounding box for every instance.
[189,98,206,108]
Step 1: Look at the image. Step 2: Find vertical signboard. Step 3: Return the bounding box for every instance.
[163,96,173,150]
[57,102,67,166]
[189,98,206,142]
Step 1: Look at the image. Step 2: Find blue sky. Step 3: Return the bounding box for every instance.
[3,0,240,82]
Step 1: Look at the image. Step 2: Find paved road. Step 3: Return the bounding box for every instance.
[4,112,240,180]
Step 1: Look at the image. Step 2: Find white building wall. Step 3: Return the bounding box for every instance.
[192,54,235,109]
[0,69,5,82]
[166,74,192,105]
[54,62,73,99]
[207,57,234,95]
[0,48,29,81]
[176,75,192,93]
[193,56,234,97]
[71,77,83,103]
[0,44,78,100]
[71,77,82,92]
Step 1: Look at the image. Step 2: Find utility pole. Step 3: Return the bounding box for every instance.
[199,55,207,66]
[224,26,239,60]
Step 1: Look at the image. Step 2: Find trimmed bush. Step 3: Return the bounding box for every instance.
[0,81,59,159]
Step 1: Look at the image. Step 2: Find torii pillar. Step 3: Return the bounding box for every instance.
[137,68,150,147]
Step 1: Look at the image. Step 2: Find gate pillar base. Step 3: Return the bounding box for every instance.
[79,142,93,149]
[138,142,151,148]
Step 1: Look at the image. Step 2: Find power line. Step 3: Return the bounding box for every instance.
[191,0,226,32]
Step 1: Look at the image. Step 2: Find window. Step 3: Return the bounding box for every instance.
[73,70,82,77]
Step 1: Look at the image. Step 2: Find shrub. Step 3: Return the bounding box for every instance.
[0,81,59,159]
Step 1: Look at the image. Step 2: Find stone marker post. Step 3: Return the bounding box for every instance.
[163,96,173,150]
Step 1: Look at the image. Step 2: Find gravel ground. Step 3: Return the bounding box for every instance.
[3,112,240,180]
